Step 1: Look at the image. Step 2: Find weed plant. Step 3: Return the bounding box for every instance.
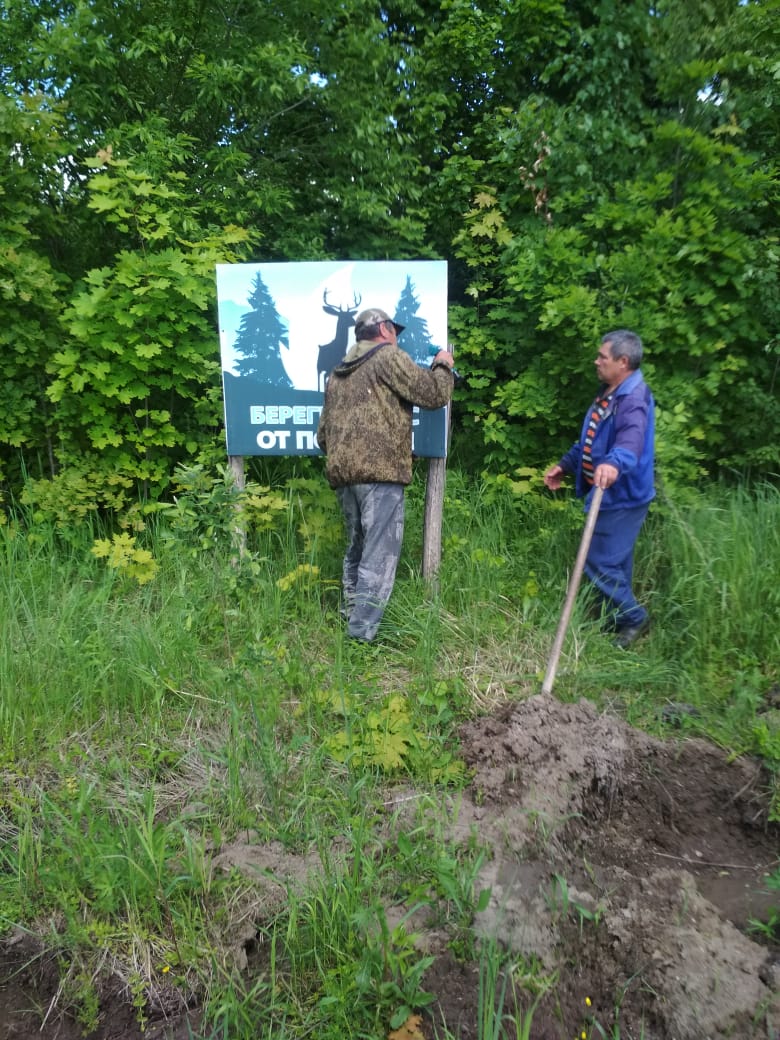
[0,468,777,1036]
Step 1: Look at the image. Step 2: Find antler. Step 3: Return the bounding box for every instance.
[323,289,362,313]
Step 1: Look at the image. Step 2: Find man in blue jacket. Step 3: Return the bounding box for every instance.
[544,330,655,648]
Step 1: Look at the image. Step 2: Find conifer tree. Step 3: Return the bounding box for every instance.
[394,276,437,366]
[234,273,293,386]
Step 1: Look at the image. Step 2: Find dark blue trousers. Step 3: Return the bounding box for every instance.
[584,504,649,628]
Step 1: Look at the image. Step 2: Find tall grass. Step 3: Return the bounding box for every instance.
[0,472,777,1036]
[653,483,780,668]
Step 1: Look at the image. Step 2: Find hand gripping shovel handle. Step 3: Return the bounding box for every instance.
[541,485,604,696]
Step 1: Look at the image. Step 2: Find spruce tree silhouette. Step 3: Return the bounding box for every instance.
[393,275,437,365]
[233,272,293,386]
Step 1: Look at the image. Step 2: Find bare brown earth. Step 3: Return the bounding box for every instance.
[2,694,778,1040]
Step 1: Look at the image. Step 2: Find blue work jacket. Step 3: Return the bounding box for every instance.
[559,369,655,512]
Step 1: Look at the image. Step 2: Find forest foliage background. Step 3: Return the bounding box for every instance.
[1,0,779,514]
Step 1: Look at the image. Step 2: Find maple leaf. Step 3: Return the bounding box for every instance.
[368,729,410,769]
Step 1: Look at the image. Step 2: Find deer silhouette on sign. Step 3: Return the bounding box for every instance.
[317,290,362,391]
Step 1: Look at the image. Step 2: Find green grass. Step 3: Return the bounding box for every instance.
[0,469,778,1036]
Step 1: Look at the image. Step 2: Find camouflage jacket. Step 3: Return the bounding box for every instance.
[316,340,453,488]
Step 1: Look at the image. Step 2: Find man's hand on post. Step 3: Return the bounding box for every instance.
[432,349,455,369]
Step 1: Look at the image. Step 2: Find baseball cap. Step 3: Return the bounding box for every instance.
[354,308,405,338]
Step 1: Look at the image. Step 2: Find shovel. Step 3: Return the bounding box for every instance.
[541,485,604,696]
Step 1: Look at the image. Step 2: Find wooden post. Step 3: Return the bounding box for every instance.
[228,454,247,559]
[422,384,452,583]
[422,454,447,583]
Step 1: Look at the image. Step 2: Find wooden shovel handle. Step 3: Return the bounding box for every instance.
[541,486,604,696]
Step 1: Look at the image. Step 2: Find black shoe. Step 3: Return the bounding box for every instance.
[612,616,650,649]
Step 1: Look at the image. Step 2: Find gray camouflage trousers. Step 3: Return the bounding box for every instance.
[336,482,405,642]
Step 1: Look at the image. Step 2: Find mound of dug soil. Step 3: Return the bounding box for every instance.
[426,694,779,1040]
[1,694,777,1040]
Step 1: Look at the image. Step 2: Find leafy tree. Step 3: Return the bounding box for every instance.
[0,0,433,503]
[0,90,69,484]
[441,0,779,481]
[46,147,254,498]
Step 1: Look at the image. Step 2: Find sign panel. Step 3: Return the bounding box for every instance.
[216,260,449,457]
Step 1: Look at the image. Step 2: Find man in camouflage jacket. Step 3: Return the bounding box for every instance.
[317,307,455,642]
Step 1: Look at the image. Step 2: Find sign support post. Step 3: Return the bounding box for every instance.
[228,454,247,559]
[422,455,446,583]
